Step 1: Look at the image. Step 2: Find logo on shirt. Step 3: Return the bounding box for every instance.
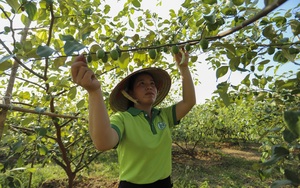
[157,122,166,130]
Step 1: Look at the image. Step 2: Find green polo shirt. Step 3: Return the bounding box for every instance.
[110,105,178,184]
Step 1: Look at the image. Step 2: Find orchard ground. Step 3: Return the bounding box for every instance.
[39,141,282,188]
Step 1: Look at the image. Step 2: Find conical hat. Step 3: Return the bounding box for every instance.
[109,67,171,112]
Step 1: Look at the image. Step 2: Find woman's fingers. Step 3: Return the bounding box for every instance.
[71,61,87,82]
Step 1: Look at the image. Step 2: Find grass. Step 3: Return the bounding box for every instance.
[1,142,286,187]
[171,144,271,188]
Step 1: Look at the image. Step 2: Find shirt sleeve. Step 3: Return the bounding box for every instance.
[110,112,125,142]
[160,104,180,127]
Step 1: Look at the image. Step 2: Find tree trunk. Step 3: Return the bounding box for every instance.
[0,23,30,140]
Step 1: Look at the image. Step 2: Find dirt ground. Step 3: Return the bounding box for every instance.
[40,142,261,188]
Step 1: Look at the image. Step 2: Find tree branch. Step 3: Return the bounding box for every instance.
[0,21,33,140]
[0,104,83,119]
[2,72,46,90]
[0,38,44,79]
[118,0,289,50]
[211,0,288,40]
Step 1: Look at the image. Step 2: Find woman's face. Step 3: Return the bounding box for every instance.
[131,73,157,106]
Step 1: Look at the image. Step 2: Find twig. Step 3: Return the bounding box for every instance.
[2,72,46,90]
[210,0,288,40]
[0,103,83,119]
[0,38,44,79]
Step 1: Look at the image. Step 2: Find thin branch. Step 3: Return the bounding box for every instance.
[44,3,55,81]
[0,22,32,140]
[10,125,57,140]
[2,72,47,90]
[74,152,103,174]
[211,0,288,40]
[0,38,44,79]
[0,7,17,48]
[0,104,83,119]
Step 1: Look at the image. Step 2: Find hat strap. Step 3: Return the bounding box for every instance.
[121,90,138,104]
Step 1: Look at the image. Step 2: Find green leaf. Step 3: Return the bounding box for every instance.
[119,52,130,69]
[262,145,289,166]
[241,74,250,87]
[53,56,67,68]
[282,48,296,62]
[6,0,20,13]
[60,35,75,41]
[255,92,267,101]
[229,57,240,71]
[215,42,236,54]
[252,78,259,86]
[37,144,48,156]
[262,25,277,40]
[129,19,135,29]
[273,146,289,157]
[12,140,23,153]
[182,0,192,8]
[221,6,237,15]
[64,41,86,56]
[280,79,296,90]
[216,82,231,106]
[204,14,216,24]
[258,59,270,65]
[202,0,217,5]
[24,2,37,20]
[21,14,30,27]
[284,111,300,137]
[0,163,4,171]
[76,99,85,109]
[272,16,287,27]
[0,60,12,73]
[104,5,110,14]
[0,54,15,64]
[216,66,228,79]
[132,0,141,8]
[282,129,298,143]
[290,20,300,36]
[68,87,77,100]
[36,45,56,57]
[26,168,37,173]
[284,169,300,185]
[190,56,198,62]
[83,7,93,15]
[271,180,293,188]
[36,127,47,136]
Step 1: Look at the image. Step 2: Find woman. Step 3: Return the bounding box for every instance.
[71,49,196,187]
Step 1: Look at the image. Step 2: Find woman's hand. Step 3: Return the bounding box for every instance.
[71,54,100,92]
[174,48,189,67]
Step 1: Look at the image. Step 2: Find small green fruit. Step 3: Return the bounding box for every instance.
[96,49,105,59]
[149,49,157,59]
[171,45,179,54]
[267,47,275,55]
[101,53,108,63]
[163,47,168,53]
[232,0,244,6]
[110,49,119,60]
[200,39,209,50]
[87,54,92,63]
[184,44,191,51]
